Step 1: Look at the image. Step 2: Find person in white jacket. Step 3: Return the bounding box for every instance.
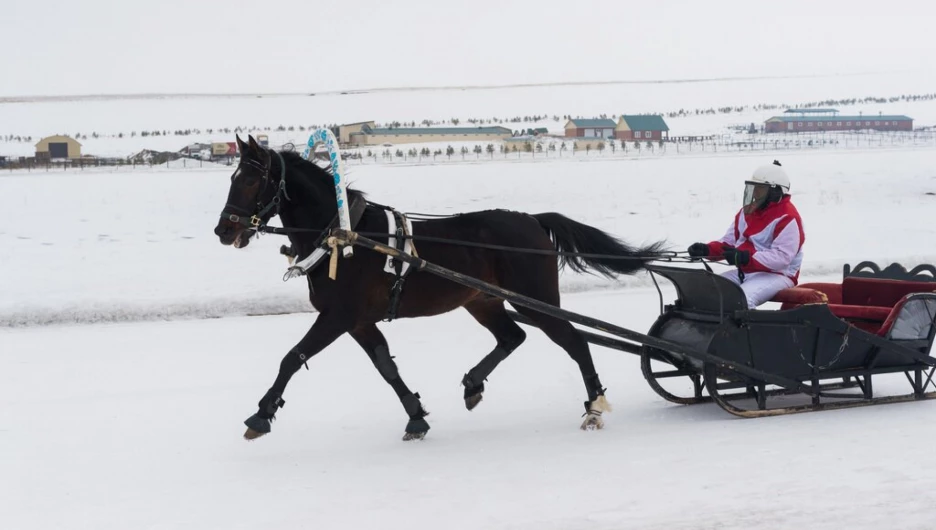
[687,161,805,308]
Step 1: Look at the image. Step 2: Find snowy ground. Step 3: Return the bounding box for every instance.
[3,147,935,326]
[3,288,936,530]
[3,142,936,529]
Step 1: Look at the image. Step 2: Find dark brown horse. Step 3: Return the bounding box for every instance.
[214,135,665,441]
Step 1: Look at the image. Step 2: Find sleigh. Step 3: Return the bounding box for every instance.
[637,262,936,416]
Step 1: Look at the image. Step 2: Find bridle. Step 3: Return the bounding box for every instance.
[220,149,291,229]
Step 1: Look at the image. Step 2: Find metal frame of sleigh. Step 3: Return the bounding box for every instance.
[633,261,936,416]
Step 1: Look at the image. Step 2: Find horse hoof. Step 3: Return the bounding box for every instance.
[463,377,484,411]
[580,414,605,431]
[244,428,267,440]
[465,393,483,411]
[403,417,430,441]
[243,413,272,441]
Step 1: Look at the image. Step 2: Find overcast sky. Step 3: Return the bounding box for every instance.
[1,0,933,97]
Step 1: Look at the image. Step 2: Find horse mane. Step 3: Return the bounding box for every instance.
[277,149,366,205]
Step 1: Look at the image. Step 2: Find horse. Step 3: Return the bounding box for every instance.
[214,134,666,441]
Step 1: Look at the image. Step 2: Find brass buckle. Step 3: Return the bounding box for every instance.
[250,215,261,227]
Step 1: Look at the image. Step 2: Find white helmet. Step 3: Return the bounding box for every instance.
[749,160,790,193]
[743,160,789,212]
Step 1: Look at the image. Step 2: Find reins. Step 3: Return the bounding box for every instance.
[256,222,692,263]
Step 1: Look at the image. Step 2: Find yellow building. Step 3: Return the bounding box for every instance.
[570,137,611,151]
[348,125,512,146]
[35,135,82,159]
[503,136,537,151]
[337,121,376,145]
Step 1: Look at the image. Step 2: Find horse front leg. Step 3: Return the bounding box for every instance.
[350,323,430,441]
[243,311,351,440]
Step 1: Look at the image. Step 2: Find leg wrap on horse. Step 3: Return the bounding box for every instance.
[371,344,399,381]
[284,347,311,372]
[583,374,606,403]
[400,392,430,436]
[258,389,286,419]
[244,390,286,436]
[400,392,427,419]
[463,344,516,389]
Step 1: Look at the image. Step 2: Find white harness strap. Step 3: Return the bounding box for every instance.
[384,210,415,276]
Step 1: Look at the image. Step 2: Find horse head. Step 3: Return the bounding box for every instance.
[213,134,282,248]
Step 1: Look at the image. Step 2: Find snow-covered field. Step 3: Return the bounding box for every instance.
[3,147,936,326]
[4,70,936,528]
[4,288,936,530]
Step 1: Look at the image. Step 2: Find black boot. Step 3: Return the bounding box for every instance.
[462,372,485,411]
[244,391,285,438]
[401,392,430,440]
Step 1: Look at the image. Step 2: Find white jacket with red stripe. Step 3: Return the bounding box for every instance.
[706,196,805,283]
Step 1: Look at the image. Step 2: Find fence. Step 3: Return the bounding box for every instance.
[4,130,936,172]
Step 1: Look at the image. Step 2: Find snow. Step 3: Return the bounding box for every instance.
[3,147,935,327]
[3,289,936,530]
[3,65,936,528]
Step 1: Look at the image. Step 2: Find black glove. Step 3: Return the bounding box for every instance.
[687,243,709,257]
[722,247,750,267]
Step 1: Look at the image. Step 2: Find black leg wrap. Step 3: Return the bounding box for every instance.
[372,344,399,381]
[257,390,286,420]
[583,374,606,403]
[401,392,430,436]
[401,392,428,420]
[462,373,485,398]
[464,346,512,391]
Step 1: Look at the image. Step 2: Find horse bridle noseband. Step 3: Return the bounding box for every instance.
[220,149,291,229]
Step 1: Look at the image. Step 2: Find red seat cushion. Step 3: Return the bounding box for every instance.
[826,304,892,322]
[842,277,936,307]
[826,304,893,334]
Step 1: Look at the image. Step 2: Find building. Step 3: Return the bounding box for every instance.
[212,142,238,157]
[765,109,913,133]
[348,124,512,146]
[615,115,670,141]
[570,138,611,151]
[504,136,537,151]
[337,121,377,145]
[564,118,617,138]
[35,135,82,160]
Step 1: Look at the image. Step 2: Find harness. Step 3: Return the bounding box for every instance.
[279,198,416,322]
[220,150,290,230]
[381,206,416,322]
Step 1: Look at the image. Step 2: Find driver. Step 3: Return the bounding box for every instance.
[687,160,805,308]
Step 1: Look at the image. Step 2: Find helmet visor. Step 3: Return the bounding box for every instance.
[743,181,769,211]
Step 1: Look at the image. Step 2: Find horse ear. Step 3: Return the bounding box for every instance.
[248,135,259,151]
[236,134,248,153]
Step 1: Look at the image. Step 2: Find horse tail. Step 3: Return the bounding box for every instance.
[532,212,668,278]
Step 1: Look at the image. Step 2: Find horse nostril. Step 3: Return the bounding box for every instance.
[214,225,228,237]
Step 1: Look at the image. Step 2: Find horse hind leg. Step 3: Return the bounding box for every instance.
[461,299,527,411]
[513,306,611,430]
